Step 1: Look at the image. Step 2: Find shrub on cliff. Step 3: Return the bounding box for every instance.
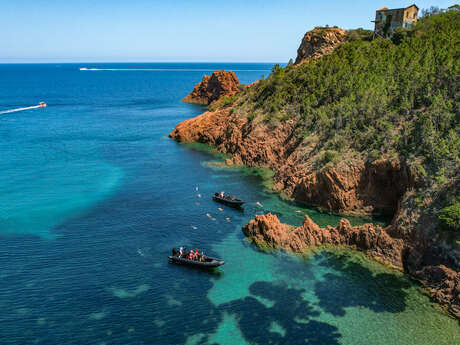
[346,28,373,42]
[439,202,460,232]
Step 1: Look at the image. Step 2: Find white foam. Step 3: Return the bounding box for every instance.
[0,105,43,114]
[79,67,269,72]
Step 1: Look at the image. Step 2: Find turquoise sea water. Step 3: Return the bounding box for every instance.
[0,63,458,344]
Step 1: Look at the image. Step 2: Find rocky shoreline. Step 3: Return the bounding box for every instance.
[170,24,460,317]
[169,105,460,318]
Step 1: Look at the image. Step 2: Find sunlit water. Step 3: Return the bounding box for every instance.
[0,63,458,344]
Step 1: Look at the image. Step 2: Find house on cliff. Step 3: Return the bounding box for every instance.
[373,4,419,38]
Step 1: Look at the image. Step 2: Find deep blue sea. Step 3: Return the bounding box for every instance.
[0,63,458,345]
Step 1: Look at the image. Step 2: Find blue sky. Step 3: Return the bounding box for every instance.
[1,0,455,62]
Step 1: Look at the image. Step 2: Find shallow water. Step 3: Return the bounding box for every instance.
[0,63,458,344]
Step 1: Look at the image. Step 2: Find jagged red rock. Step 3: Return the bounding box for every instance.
[295,27,346,65]
[242,213,404,267]
[182,70,240,105]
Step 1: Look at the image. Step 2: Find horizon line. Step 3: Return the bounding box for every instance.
[0,60,285,64]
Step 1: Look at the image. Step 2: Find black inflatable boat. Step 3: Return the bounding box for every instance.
[213,193,245,208]
[169,248,225,268]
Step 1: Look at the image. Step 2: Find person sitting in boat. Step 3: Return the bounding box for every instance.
[219,191,225,198]
[200,251,205,261]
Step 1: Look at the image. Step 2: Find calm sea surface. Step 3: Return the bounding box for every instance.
[0,63,458,344]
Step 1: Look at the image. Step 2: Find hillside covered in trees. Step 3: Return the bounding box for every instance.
[220,10,459,233]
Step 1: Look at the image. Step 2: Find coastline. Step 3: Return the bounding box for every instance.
[169,101,459,319]
[168,12,460,318]
[169,113,460,318]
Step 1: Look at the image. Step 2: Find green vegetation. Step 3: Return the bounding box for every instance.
[222,11,459,232]
[208,94,237,111]
[439,202,460,232]
[345,28,373,42]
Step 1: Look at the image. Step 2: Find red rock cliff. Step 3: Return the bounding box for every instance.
[295,27,346,65]
[182,70,240,105]
[169,108,413,216]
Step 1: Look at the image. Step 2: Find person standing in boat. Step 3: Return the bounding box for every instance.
[219,191,224,198]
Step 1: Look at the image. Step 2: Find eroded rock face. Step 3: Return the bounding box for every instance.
[295,27,346,65]
[290,159,415,216]
[242,213,460,317]
[182,70,240,105]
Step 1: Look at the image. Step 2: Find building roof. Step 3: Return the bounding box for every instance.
[376,4,419,12]
[405,4,419,10]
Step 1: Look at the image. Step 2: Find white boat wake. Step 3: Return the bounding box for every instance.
[79,67,268,72]
[0,102,46,115]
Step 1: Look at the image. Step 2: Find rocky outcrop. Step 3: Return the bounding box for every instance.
[243,213,404,267]
[415,265,460,316]
[295,27,346,65]
[182,70,240,105]
[289,159,415,216]
[242,213,460,317]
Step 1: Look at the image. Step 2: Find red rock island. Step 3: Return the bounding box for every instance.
[182,70,240,105]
